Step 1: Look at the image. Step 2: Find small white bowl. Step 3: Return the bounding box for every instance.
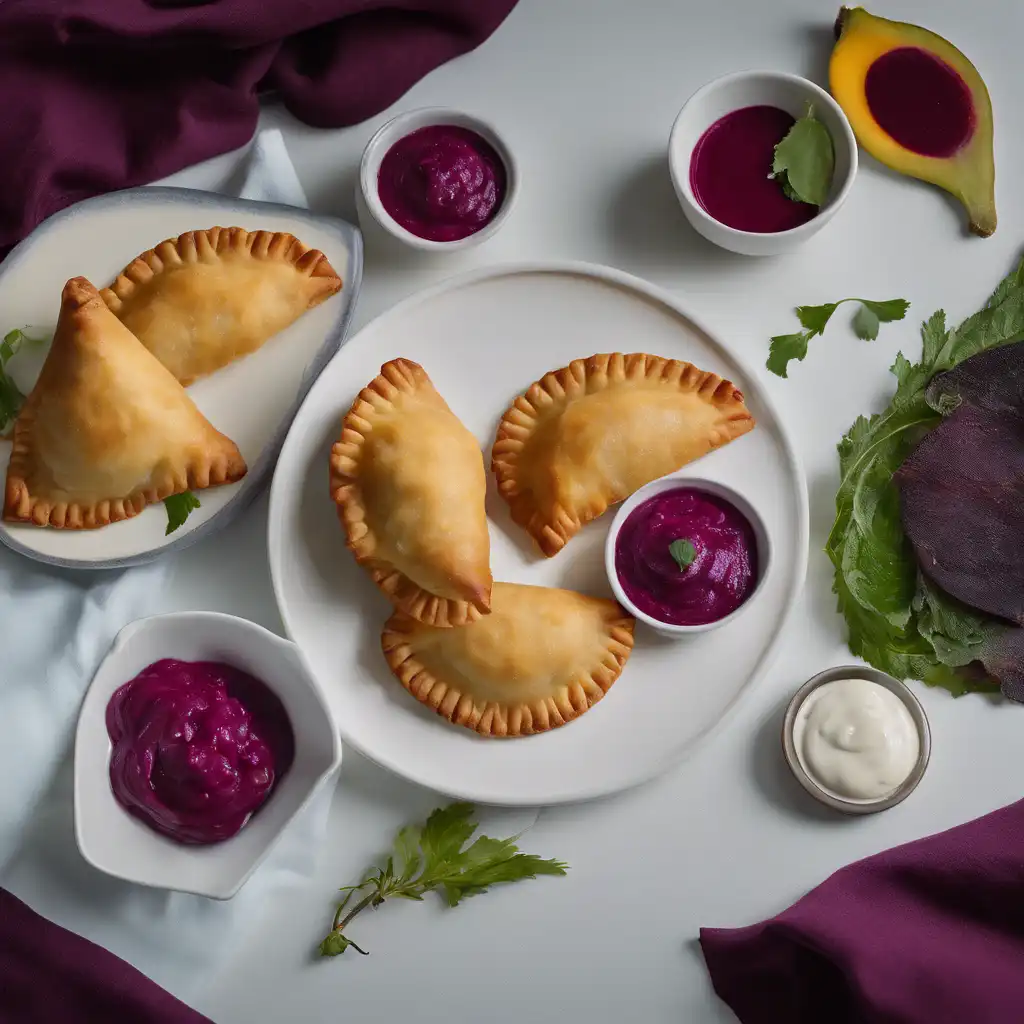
[604,474,772,637]
[357,106,519,253]
[74,611,341,900]
[668,70,858,256]
[782,665,931,815]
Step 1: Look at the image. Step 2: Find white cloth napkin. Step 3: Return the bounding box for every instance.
[0,129,337,997]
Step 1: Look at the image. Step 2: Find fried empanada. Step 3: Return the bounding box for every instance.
[492,353,755,556]
[3,277,246,530]
[381,583,635,737]
[100,227,342,385]
[330,358,492,627]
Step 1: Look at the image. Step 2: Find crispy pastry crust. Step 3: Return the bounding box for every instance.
[100,227,342,385]
[3,277,246,530]
[491,352,755,557]
[381,583,636,738]
[330,358,492,627]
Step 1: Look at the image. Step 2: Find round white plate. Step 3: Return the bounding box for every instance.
[268,263,808,805]
[0,187,362,569]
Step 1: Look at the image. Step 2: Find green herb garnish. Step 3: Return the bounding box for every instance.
[770,104,835,207]
[767,297,910,378]
[163,490,201,535]
[319,802,567,958]
[827,255,1024,697]
[0,328,46,435]
[668,538,696,570]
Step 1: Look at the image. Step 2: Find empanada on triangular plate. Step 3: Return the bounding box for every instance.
[382,583,635,738]
[331,358,492,627]
[492,352,755,556]
[3,277,247,530]
[100,227,342,385]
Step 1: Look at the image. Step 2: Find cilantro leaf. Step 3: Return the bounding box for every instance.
[827,256,1024,697]
[768,298,910,377]
[318,802,567,958]
[163,491,201,535]
[0,328,47,436]
[771,104,835,207]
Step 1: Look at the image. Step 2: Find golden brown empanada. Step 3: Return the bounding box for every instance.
[330,358,492,627]
[492,353,755,556]
[100,227,342,385]
[3,277,246,530]
[381,583,635,737]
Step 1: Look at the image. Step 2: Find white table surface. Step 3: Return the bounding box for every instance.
[122,0,1024,1019]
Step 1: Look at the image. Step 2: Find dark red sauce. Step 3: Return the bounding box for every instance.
[106,660,295,846]
[689,105,818,233]
[864,47,975,158]
[377,125,506,242]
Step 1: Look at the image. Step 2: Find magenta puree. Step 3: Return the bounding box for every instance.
[106,659,295,845]
[615,487,758,627]
[864,47,975,158]
[377,125,506,242]
[689,105,817,233]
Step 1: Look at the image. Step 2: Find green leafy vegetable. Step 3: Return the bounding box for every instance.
[827,256,1024,697]
[768,297,910,377]
[668,538,696,570]
[319,803,567,959]
[770,104,835,207]
[163,491,201,535]
[0,328,46,436]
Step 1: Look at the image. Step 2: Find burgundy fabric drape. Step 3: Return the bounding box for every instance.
[0,0,521,259]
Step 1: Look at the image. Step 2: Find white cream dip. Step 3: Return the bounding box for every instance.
[793,677,920,801]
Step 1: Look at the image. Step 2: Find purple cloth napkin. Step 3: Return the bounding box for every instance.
[700,800,1024,1023]
[0,0,520,259]
[0,887,213,1023]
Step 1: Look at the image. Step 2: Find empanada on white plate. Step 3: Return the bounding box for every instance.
[3,277,246,530]
[382,582,635,738]
[100,226,342,385]
[492,352,755,556]
[330,358,492,627]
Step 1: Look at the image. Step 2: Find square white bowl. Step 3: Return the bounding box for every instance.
[74,611,341,900]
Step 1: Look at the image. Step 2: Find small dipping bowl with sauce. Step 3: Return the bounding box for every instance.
[358,106,519,253]
[605,475,771,637]
[669,70,858,256]
[74,611,341,899]
[782,665,931,815]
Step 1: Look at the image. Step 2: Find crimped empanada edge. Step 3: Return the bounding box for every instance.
[491,352,755,557]
[380,597,637,738]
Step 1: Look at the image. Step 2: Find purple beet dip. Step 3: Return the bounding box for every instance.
[689,105,818,233]
[377,125,506,242]
[615,487,759,627]
[106,659,295,846]
[864,47,975,158]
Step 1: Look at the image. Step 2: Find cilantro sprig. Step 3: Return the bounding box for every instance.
[770,104,835,207]
[768,297,910,378]
[319,803,567,958]
[0,328,46,435]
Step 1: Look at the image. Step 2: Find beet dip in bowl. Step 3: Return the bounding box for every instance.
[358,107,519,252]
[605,475,771,637]
[669,70,857,256]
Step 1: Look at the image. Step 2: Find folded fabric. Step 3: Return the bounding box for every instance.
[0,0,520,259]
[0,888,213,1023]
[700,799,1024,1024]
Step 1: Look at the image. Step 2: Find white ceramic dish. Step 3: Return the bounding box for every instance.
[357,106,519,252]
[268,262,808,806]
[782,664,931,815]
[74,611,342,900]
[0,186,363,569]
[668,70,858,256]
[604,474,772,637]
